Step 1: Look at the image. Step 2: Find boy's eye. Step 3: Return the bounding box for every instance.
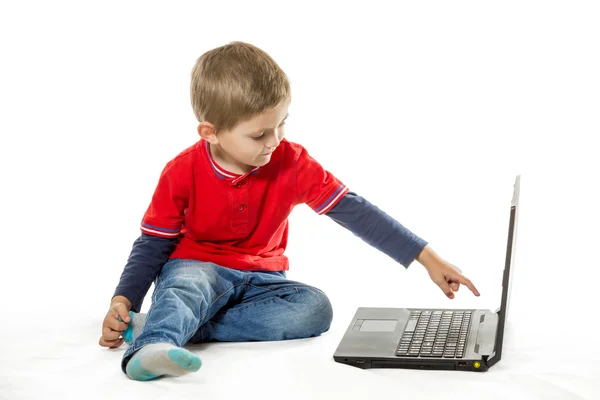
[251,121,286,140]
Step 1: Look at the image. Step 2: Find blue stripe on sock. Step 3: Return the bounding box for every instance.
[126,355,159,381]
[122,311,135,343]
[168,349,202,371]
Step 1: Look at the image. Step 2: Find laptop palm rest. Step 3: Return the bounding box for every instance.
[474,312,498,355]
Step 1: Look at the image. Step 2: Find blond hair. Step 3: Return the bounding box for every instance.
[190,41,291,133]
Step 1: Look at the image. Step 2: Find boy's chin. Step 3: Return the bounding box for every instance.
[254,156,272,166]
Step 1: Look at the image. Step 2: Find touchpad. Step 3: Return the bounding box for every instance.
[359,319,398,332]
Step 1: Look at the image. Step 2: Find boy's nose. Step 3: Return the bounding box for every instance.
[265,135,281,149]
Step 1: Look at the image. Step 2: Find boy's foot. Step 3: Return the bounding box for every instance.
[119,311,147,344]
[125,343,202,381]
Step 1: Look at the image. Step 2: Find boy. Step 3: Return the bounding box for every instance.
[100,41,480,381]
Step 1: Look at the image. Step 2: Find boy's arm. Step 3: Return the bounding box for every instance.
[111,153,190,311]
[112,233,178,312]
[326,192,479,298]
[325,191,427,268]
[291,142,478,298]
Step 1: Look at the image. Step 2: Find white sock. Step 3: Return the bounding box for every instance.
[125,343,202,381]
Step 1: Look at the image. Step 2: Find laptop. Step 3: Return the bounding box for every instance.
[333,175,520,372]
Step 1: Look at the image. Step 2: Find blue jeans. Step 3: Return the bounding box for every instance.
[121,258,334,373]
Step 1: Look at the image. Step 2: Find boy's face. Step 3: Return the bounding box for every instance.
[199,99,290,173]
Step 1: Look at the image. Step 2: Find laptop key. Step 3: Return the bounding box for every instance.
[404,319,418,332]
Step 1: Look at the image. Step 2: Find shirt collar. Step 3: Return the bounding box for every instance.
[203,140,259,184]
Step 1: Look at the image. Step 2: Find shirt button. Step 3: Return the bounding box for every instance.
[234,181,246,188]
[237,204,247,211]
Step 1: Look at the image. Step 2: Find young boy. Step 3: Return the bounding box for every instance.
[99,41,480,381]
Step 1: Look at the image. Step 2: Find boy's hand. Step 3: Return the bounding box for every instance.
[99,298,132,348]
[416,245,480,299]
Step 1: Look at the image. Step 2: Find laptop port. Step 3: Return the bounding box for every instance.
[356,359,365,364]
[457,362,467,367]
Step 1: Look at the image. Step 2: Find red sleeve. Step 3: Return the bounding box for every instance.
[140,159,189,238]
[295,144,349,215]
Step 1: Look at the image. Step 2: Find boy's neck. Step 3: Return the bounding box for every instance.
[208,142,254,175]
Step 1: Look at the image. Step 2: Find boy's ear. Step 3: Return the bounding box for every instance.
[197,122,219,144]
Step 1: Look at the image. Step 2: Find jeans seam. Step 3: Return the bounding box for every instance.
[286,287,301,303]
[227,286,302,312]
[226,297,277,312]
[245,283,299,294]
[133,276,166,343]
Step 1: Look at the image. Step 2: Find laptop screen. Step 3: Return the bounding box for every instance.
[491,175,520,365]
[499,175,520,320]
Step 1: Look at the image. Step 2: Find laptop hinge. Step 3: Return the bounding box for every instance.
[484,351,499,368]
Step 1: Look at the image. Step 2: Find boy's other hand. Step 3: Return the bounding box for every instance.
[99,300,132,348]
[416,245,480,299]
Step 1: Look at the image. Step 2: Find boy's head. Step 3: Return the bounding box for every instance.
[191,41,291,172]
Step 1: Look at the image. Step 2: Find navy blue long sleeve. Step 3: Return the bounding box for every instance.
[112,234,177,312]
[325,192,428,267]
[113,192,427,311]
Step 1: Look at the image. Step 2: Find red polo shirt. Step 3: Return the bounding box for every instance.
[140,138,349,271]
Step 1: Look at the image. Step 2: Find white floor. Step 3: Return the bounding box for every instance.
[3,296,599,399]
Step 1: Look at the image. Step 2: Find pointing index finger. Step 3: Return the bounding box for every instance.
[454,274,480,297]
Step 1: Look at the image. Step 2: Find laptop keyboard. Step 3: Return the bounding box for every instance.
[396,310,472,358]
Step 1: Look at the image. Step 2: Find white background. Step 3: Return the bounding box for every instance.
[1,1,599,399]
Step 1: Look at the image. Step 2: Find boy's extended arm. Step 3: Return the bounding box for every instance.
[325,192,427,268]
[326,191,480,298]
[112,233,178,312]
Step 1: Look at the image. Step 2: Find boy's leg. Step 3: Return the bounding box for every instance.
[121,258,245,379]
[190,270,334,343]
